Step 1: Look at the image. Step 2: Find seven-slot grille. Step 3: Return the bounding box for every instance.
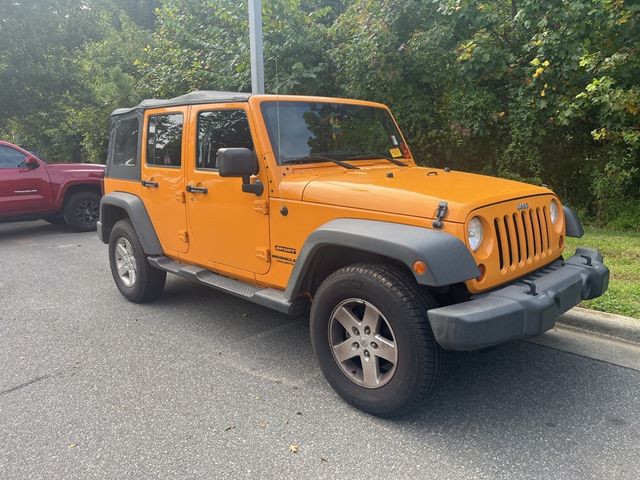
[493,205,552,271]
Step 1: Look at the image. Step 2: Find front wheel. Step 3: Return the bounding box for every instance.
[108,219,166,303]
[310,264,445,417]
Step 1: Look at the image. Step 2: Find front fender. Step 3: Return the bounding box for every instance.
[284,219,480,301]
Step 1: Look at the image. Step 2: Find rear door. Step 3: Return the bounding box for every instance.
[186,104,270,274]
[0,145,52,216]
[140,107,189,255]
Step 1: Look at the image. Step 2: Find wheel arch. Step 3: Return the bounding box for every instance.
[55,181,102,209]
[98,192,163,255]
[284,219,480,301]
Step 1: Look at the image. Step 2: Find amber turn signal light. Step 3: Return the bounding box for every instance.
[412,260,427,275]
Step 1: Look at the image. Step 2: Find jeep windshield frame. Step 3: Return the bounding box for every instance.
[260,101,410,166]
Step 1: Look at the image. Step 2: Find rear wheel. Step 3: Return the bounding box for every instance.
[108,219,166,303]
[310,263,445,417]
[63,191,100,231]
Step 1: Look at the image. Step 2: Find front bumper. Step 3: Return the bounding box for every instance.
[427,248,609,350]
[96,220,106,243]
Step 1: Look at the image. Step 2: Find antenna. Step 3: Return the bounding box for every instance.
[276,56,281,162]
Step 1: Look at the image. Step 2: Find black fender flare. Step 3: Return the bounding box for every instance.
[284,219,480,301]
[97,192,163,255]
[563,206,584,238]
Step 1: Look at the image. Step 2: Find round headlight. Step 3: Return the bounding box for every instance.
[467,216,484,252]
[550,200,559,224]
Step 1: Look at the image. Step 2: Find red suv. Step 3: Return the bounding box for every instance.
[0,141,105,231]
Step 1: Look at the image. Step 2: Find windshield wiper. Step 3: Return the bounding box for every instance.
[284,155,360,170]
[347,152,408,167]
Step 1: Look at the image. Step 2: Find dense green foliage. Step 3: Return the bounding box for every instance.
[1,0,638,228]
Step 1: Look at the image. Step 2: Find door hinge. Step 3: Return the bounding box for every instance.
[178,230,189,243]
[175,191,186,203]
[256,247,270,262]
[253,200,269,215]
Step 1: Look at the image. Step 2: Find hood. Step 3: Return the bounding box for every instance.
[286,166,551,223]
[46,163,105,178]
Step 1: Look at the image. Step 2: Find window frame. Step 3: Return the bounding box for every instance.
[106,111,142,181]
[145,111,185,170]
[0,145,28,169]
[195,108,255,172]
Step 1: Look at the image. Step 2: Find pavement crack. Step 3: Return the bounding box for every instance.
[0,374,52,396]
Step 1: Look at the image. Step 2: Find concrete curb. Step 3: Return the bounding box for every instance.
[557,307,640,345]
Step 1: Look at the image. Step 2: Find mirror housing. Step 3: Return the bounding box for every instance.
[23,155,40,170]
[217,148,263,196]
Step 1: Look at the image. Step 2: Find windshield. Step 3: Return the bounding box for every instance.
[261,101,409,165]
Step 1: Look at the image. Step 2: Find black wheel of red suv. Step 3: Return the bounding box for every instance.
[108,219,166,303]
[63,191,100,232]
[310,263,445,417]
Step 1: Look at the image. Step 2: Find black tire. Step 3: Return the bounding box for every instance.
[108,219,166,303]
[63,191,100,232]
[43,215,65,225]
[310,263,445,417]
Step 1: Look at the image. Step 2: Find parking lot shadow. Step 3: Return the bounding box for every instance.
[0,219,71,240]
[144,276,637,444]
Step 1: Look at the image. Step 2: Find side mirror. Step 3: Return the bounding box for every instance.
[217,148,263,196]
[23,156,40,170]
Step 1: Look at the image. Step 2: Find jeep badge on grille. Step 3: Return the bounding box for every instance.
[516,202,529,210]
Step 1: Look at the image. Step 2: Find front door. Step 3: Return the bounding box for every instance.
[186,104,270,274]
[140,107,189,255]
[0,145,52,216]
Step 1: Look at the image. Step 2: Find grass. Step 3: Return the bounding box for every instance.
[565,227,640,319]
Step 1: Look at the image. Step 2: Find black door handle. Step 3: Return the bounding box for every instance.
[186,185,208,194]
[141,180,159,188]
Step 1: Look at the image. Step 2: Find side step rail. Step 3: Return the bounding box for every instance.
[147,256,305,315]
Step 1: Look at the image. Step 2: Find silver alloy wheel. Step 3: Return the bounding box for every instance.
[328,298,398,388]
[114,237,137,287]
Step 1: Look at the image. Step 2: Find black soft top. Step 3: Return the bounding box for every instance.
[111,90,252,116]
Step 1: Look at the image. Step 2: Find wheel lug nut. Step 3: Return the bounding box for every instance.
[352,327,359,335]
[363,350,370,358]
[371,342,378,349]
[352,342,359,349]
[364,326,371,335]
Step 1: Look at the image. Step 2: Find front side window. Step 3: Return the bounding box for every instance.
[146,113,183,167]
[111,117,139,167]
[0,145,27,169]
[197,110,253,170]
[260,101,408,165]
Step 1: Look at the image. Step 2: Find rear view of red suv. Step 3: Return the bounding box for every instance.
[0,141,105,231]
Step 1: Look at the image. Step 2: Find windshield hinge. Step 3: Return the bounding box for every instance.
[432,201,448,229]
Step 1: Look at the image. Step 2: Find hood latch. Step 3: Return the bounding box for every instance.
[432,201,448,229]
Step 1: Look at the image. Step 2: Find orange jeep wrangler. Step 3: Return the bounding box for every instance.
[98,91,609,416]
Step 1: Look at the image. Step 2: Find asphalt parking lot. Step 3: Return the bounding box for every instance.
[1,220,639,479]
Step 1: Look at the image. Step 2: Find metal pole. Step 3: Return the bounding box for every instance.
[248,0,264,94]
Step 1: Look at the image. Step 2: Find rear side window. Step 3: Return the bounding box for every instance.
[197,110,253,170]
[0,145,26,168]
[111,117,139,167]
[146,113,183,168]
